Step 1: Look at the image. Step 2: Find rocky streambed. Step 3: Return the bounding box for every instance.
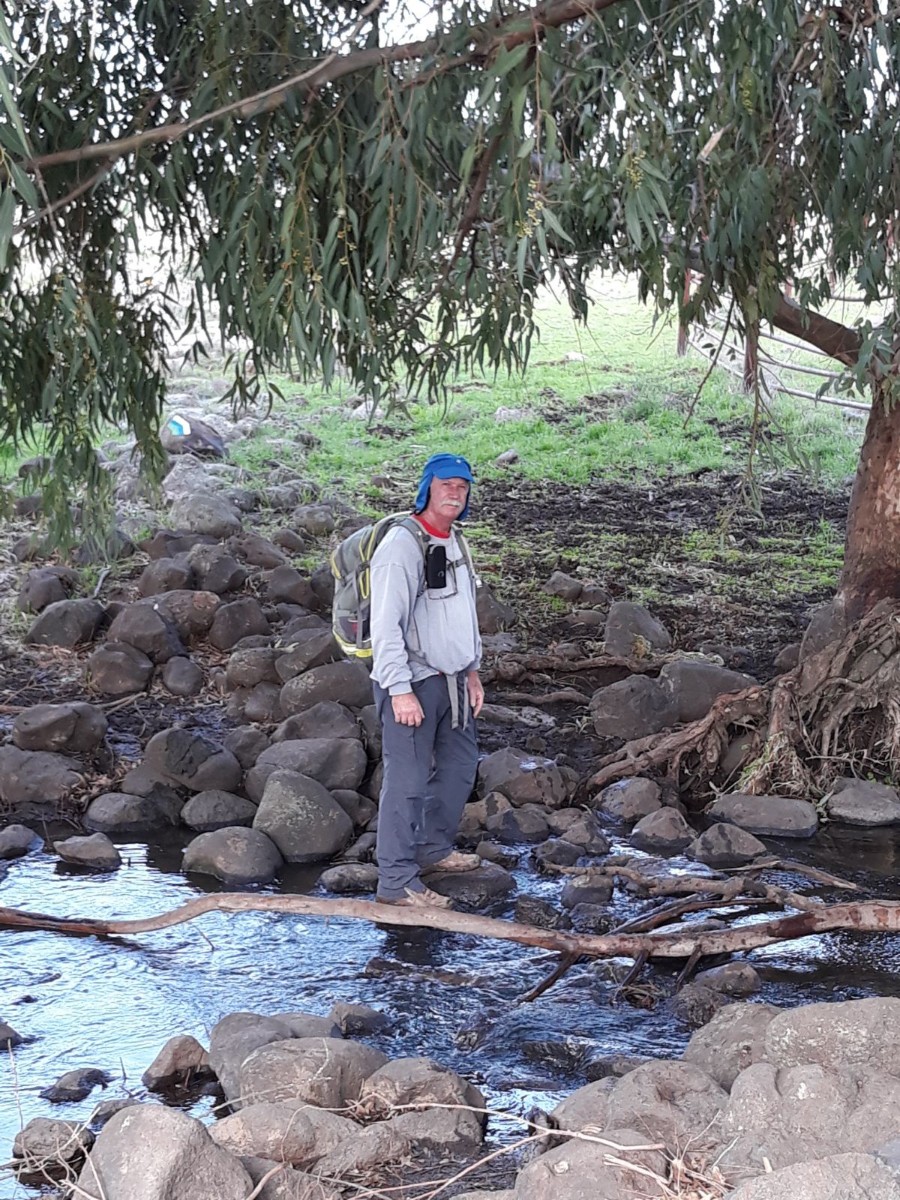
[4,405,900,1197]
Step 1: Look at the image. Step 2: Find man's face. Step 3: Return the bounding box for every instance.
[429,475,469,516]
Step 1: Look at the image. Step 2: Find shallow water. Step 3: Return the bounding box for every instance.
[4,823,900,1198]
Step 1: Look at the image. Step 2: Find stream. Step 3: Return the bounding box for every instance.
[4,823,900,1198]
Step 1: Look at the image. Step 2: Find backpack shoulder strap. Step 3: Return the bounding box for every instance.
[453,524,481,588]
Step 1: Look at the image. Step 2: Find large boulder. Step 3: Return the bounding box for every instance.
[590,676,678,740]
[143,729,243,792]
[25,598,105,647]
[12,702,107,755]
[688,823,768,867]
[208,1011,342,1106]
[83,791,182,833]
[169,490,242,538]
[207,1103,322,1165]
[658,659,756,723]
[595,777,662,822]
[181,790,258,831]
[239,1038,388,1108]
[706,793,818,839]
[0,746,82,818]
[208,598,271,651]
[183,827,283,885]
[765,996,900,1075]
[252,771,353,863]
[727,1153,900,1200]
[826,778,900,826]
[133,590,221,640]
[274,630,340,679]
[226,647,280,691]
[630,807,693,854]
[107,604,186,663]
[604,601,671,657]
[280,660,373,715]
[357,1058,485,1121]
[683,1002,781,1090]
[248,739,367,796]
[514,1128,668,1200]
[602,1060,727,1147]
[77,1104,253,1200]
[272,702,361,743]
[476,748,568,809]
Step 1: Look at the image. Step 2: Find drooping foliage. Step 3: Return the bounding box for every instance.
[1,0,899,530]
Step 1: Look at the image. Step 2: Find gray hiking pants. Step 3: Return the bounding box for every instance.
[374,673,478,900]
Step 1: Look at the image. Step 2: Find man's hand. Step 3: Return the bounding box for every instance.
[392,691,424,727]
[467,670,484,718]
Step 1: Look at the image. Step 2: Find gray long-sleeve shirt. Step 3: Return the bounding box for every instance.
[369,522,481,695]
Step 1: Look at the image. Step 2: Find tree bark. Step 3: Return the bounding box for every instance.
[836,384,900,623]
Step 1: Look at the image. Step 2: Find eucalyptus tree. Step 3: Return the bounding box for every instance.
[2,0,898,624]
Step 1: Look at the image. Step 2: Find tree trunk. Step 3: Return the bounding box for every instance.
[837,384,900,623]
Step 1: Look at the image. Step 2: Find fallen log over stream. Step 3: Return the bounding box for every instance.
[3,890,899,961]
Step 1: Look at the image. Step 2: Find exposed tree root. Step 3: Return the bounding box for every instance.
[587,601,900,798]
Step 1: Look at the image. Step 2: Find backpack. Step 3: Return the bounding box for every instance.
[330,513,475,659]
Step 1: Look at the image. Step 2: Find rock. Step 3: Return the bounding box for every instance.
[668,982,726,1028]
[181,790,258,831]
[229,682,283,724]
[17,566,79,613]
[319,863,379,893]
[170,490,243,538]
[495,448,519,466]
[595,777,662,822]
[328,1002,389,1037]
[107,604,186,663]
[280,660,374,715]
[630,807,693,853]
[659,659,757,723]
[0,823,40,859]
[694,962,762,998]
[292,503,336,536]
[239,1038,388,1109]
[590,676,678,739]
[272,702,360,743]
[604,600,671,657]
[240,1156,341,1200]
[1,1019,24,1048]
[87,641,154,695]
[40,1067,110,1102]
[765,996,900,1075]
[144,728,243,792]
[208,1102,322,1164]
[774,642,801,672]
[84,791,182,833]
[533,838,582,869]
[688,823,768,866]
[707,793,818,838]
[514,896,570,930]
[800,597,849,661]
[12,702,107,755]
[228,532,288,569]
[604,1059,728,1146]
[386,1104,484,1152]
[134,590,221,640]
[275,631,340,679]
[560,875,614,908]
[543,571,583,601]
[683,1001,780,1090]
[14,1117,94,1175]
[142,1035,212,1090]
[161,656,205,697]
[186,543,247,594]
[728,1153,900,1200]
[357,1056,485,1121]
[224,726,270,768]
[484,804,550,844]
[826,777,900,826]
[0,746,82,817]
[252,771,353,863]
[209,1013,297,1104]
[141,529,218,559]
[76,1104,253,1199]
[515,1127,668,1200]
[55,833,122,871]
[476,747,568,809]
[26,598,105,647]
[331,790,376,826]
[476,585,515,634]
[161,415,228,457]
[265,566,318,608]
[423,862,516,906]
[226,647,279,690]
[208,598,271,651]
[249,739,367,795]
[183,827,283,886]
[137,557,194,597]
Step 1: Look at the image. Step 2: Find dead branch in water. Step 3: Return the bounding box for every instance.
[3,892,900,962]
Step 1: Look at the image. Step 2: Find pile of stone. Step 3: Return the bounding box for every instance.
[12,996,900,1200]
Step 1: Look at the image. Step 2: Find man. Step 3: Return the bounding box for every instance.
[370,452,484,908]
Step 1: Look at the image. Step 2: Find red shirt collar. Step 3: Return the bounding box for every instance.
[412,513,451,539]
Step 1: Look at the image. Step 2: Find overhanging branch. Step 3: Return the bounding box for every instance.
[23,0,625,174]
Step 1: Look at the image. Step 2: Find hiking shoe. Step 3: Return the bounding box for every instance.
[422,851,482,874]
[376,886,455,910]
